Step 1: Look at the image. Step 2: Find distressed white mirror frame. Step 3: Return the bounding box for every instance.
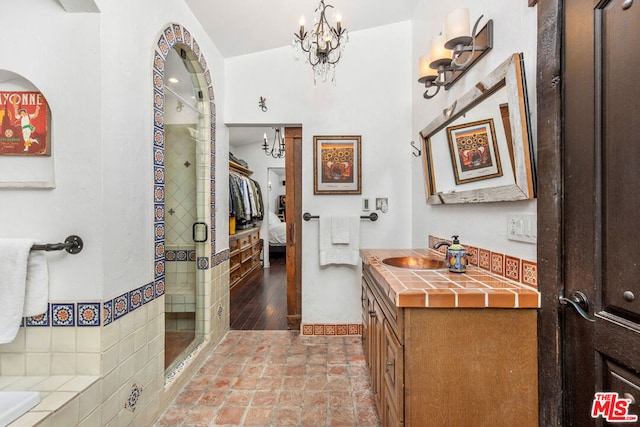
[419,53,536,204]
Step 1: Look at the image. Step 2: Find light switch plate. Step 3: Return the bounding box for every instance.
[362,198,370,211]
[507,213,536,243]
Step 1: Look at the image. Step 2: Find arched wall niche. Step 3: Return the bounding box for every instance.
[0,70,54,187]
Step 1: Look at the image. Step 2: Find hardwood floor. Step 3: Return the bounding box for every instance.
[230,254,288,330]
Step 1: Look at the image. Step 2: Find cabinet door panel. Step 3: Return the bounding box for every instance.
[384,319,404,420]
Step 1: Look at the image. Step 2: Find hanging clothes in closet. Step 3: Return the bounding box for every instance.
[229,171,264,228]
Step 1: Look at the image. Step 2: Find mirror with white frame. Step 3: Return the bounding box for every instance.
[419,53,536,204]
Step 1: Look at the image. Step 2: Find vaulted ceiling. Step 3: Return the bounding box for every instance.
[185,0,421,58]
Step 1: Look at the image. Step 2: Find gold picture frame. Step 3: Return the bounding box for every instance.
[447,119,502,185]
[313,135,361,195]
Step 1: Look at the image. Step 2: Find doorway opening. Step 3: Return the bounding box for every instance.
[162,45,210,371]
[228,126,301,330]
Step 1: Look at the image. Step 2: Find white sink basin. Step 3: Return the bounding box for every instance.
[0,391,41,427]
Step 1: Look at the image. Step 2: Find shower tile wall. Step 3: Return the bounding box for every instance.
[164,125,197,323]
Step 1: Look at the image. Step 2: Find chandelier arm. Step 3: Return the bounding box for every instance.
[326,51,342,65]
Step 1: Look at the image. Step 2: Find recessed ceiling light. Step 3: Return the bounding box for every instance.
[168,77,179,84]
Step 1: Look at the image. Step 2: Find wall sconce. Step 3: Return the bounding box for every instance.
[418,9,493,99]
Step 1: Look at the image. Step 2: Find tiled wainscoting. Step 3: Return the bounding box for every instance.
[0,259,230,426]
[429,235,538,288]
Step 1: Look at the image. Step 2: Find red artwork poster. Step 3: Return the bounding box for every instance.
[0,91,50,156]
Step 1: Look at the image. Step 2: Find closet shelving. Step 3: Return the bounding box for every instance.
[229,161,262,292]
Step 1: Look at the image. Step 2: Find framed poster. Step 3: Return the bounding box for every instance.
[446,119,502,185]
[0,91,50,156]
[313,135,361,195]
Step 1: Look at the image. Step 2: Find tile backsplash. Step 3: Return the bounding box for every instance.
[428,235,538,288]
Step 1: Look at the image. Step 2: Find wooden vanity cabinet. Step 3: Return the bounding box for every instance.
[361,265,538,427]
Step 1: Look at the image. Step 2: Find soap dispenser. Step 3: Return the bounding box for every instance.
[447,235,467,273]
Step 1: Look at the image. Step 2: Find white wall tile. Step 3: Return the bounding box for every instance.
[76,353,101,375]
[100,392,120,426]
[50,395,79,427]
[102,344,119,376]
[76,327,101,353]
[0,328,26,353]
[51,353,76,375]
[26,353,50,376]
[25,327,51,352]
[51,328,77,353]
[101,369,120,403]
[78,408,101,427]
[101,323,120,352]
[1,353,26,375]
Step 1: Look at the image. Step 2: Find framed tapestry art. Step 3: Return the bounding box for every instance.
[313,135,361,195]
[447,119,502,185]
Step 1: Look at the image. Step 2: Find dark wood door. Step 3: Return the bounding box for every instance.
[285,127,302,330]
[563,0,640,424]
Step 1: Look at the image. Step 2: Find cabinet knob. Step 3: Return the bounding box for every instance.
[623,291,635,302]
[385,360,393,372]
[624,392,636,405]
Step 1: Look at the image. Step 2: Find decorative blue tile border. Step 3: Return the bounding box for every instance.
[18,250,226,329]
[130,288,143,311]
[77,303,100,327]
[113,294,128,321]
[52,303,75,327]
[165,250,196,261]
[26,306,50,327]
[103,300,113,326]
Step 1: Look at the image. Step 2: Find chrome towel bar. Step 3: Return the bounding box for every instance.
[31,235,83,254]
[303,212,378,222]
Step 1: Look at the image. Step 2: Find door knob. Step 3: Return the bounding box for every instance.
[623,291,635,302]
[559,290,596,322]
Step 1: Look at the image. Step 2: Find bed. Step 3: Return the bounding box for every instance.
[268,211,286,255]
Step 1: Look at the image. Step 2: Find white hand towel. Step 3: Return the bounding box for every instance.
[0,239,49,344]
[319,215,360,266]
[23,250,49,317]
[331,216,350,244]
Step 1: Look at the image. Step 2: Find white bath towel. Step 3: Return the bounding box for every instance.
[331,216,350,244]
[319,215,360,266]
[0,239,49,344]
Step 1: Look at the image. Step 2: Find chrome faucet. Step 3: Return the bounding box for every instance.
[433,240,450,259]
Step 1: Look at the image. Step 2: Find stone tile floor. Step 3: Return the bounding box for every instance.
[155,330,381,426]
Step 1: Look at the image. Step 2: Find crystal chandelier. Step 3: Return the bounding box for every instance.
[292,1,349,83]
[262,127,285,158]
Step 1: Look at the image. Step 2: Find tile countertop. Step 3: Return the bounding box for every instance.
[361,249,540,309]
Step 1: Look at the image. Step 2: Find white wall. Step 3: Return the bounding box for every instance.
[268,168,285,216]
[0,0,103,301]
[226,21,413,324]
[411,1,537,261]
[0,0,228,301]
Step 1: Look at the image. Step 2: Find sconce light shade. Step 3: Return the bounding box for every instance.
[419,56,437,80]
[444,8,471,49]
[418,10,493,100]
[429,33,452,69]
